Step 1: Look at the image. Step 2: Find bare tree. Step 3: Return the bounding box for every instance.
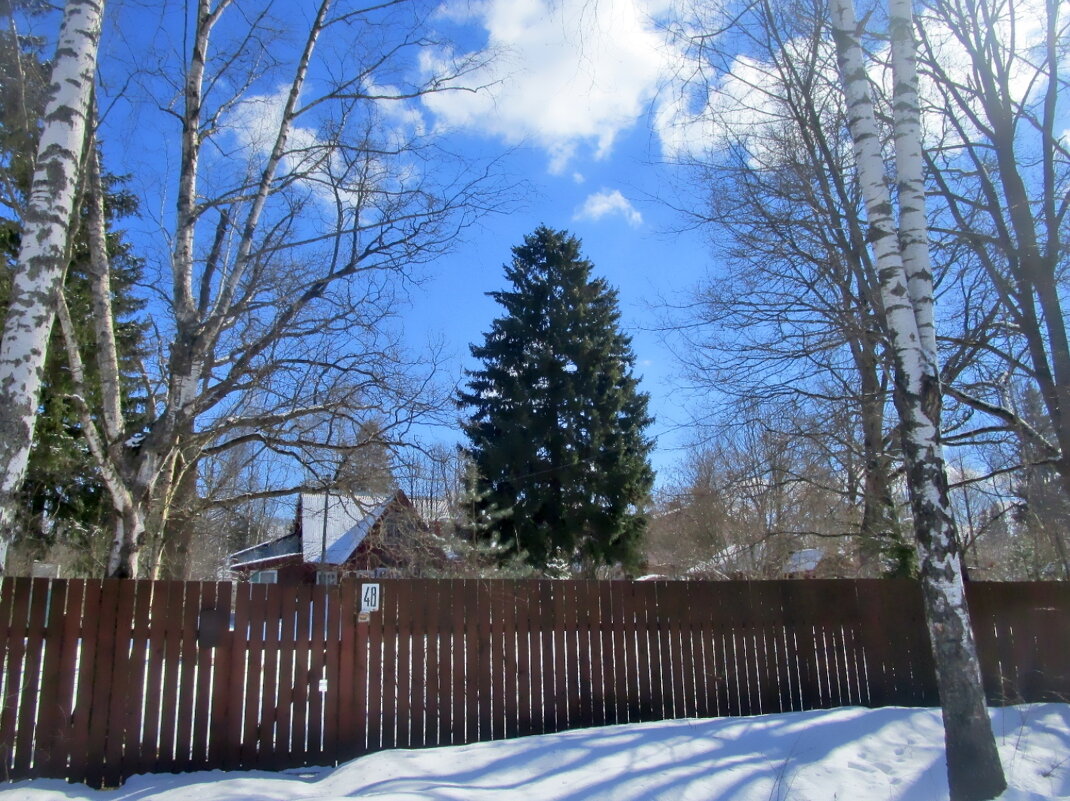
[916,0,1070,572]
[830,0,1005,795]
[0,0,104,573]
[650,406,868,578]
[52,0,505,578]
[661,0,913,572]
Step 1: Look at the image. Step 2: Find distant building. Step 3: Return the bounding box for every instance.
[229,489,443,584]
[784,548,824,577]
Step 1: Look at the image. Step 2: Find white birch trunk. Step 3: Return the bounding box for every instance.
[829,1,1006,799]
[0,0,105,573]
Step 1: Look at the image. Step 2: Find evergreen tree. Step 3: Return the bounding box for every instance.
[460,226,654,575]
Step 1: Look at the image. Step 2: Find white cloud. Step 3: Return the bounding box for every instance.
[423,0,673,173]
[573,189,643,227]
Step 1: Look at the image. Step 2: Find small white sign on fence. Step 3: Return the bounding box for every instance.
[361,583,381,613]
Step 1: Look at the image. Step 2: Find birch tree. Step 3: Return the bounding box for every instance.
[661,0,913,573]
[0,0,104,573]
[829,0,1005,796]
[57,0,503,578]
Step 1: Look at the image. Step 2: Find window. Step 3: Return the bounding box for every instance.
[316,570,338,586]
[249,570,278,584]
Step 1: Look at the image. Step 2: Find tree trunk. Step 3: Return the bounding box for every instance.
[830,0,1006,797]
[0,0,105,573]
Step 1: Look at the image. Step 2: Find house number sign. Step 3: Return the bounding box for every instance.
[361,583,381,613]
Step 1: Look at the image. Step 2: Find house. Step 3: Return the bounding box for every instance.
[229,488,441,584]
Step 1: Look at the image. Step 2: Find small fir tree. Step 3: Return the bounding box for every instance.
[460,226,654,575]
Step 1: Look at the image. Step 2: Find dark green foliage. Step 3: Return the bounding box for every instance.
[460,226,654,575]
[0,21,148,559]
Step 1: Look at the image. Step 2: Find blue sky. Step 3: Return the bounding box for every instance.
[390,0,717,479]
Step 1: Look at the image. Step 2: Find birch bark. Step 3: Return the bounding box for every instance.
[829,0,1006,798]
[0,0,105,572]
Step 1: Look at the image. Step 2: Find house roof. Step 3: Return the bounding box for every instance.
[300,490,411,565]
[230,531,301,569]
[229,489,415,571]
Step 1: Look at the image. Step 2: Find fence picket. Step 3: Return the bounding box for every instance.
[449,580,468,746]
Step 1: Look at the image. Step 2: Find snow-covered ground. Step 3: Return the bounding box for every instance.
[3,705,1068,800]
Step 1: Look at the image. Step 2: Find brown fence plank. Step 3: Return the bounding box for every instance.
[321,584,342,764]
[575,581,597,728]
[288,583,312,763]
[420,579,439,749]
[63,580,101,784]
[687,584,711,720]
[30,580,68,777]
[189,583,218,771]
[449,579,468,746]
[534,581,555,735]
[12,579,49,779]
[411,577,429,748]
[666,582,690,719]
[380,581,400,752]
[0,577,31,777]
[158,581,189,773]
[394,580,414,749]
[306,584,329,763]
[0,578,16,776]
[677,583,699,719]
[609,581,631,724]
[626,582,649,721]
[435,579,454,747]
[650,582,673,720]
[475,581,493,741]
[255,583,284,770]
[596,581,617,725]
[173,582,202,774]
[430,581,451,747]
[121,581,154,778]
[499,581,519,740]
[548,581,568,732]
[749,582,781,716]
[687,583,714,718]
[488,581,507,741]
[1031,582,1070,701]
[513,581,533,738]
[274,583,298,766]
[336,581,359,760]
[205,581,234,770]
[239,582,267,769]
[36,579,85,777]
[0,578,16,767]
[100,579,138,786]
[82,579,121,788]
[765,584,794,715]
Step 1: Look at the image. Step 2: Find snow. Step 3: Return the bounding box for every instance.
[4,704,1068,801]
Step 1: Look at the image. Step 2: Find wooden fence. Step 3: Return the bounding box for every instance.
[0,577,1067,787]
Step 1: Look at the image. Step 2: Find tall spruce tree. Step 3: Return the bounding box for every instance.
[460,226,654,575]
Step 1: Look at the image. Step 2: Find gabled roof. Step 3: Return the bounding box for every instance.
[229,489,415,570]
[300,489,412,565]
